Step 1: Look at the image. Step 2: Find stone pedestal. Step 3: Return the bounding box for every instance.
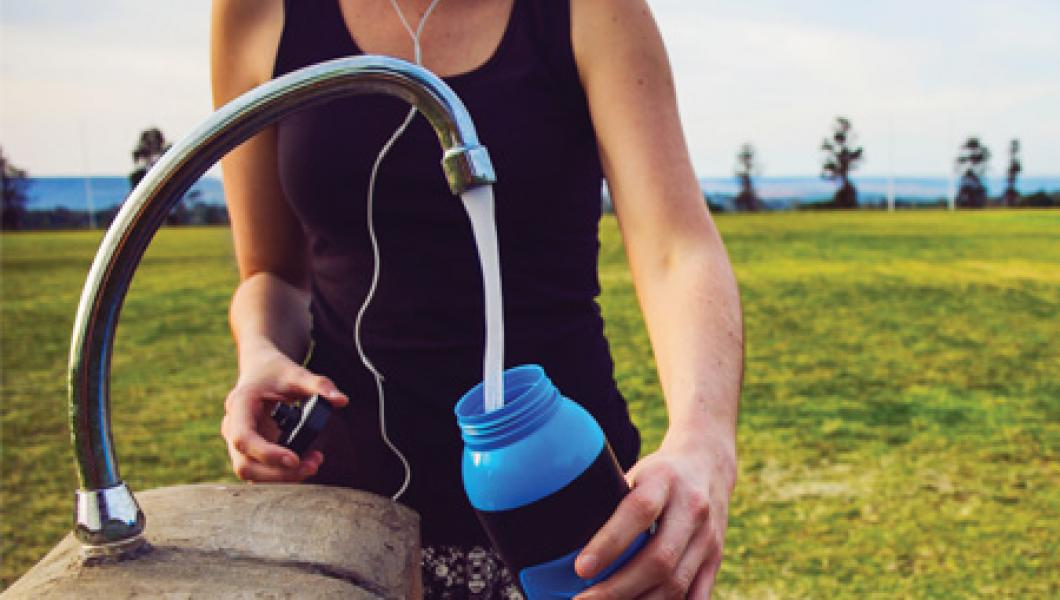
[3,483,421,599]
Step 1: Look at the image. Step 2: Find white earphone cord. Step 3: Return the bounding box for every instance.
[354,0,444,502]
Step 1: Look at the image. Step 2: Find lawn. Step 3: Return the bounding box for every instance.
[2,211,1058,596]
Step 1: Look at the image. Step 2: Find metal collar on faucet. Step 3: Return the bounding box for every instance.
[69,55,495,559]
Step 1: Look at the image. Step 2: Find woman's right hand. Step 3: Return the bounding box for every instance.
[221,347,349,482]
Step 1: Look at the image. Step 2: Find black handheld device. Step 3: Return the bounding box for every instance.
[270,395,333,456]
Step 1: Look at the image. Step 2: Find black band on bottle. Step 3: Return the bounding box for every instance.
[474,444,630,573]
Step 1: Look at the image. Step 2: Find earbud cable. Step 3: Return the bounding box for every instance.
[354,0,444,502]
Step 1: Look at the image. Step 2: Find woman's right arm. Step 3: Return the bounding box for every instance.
[211,0,348,482]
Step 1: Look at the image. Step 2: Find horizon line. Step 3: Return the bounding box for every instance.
[23,172,1060,180]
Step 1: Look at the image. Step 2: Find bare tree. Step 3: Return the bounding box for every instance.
[734,143,762,211]
[820,117,864,208]
[1,147,30,230]
[955,137,991,208]
[1003,139,1021,207]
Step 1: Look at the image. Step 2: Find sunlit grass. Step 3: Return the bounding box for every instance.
[0,228,239,586]
[603,210,1059,597]
[2,211,1058,595]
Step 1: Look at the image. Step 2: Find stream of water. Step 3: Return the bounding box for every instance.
[460,185,505,412]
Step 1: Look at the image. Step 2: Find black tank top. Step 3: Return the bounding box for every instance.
[272,0,639,546]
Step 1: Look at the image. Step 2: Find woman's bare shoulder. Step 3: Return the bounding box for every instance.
[210,0,285,106]
[570,0,659,69]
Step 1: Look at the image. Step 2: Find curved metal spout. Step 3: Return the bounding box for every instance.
[69,55,495,557]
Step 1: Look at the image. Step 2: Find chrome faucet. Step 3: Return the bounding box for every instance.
[69,55,495,559]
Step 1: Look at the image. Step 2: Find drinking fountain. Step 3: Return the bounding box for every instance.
[4,55,495,599]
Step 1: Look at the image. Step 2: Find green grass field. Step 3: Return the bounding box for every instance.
[2,211,1058,596]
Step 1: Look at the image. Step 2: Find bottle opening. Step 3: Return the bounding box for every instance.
[455,364,559,449]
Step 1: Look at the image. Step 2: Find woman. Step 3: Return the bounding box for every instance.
[211,0,741,597]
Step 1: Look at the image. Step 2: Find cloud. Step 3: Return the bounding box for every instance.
[1,1,213,175]
[649,0,1060,175]
[1,0,1057,176]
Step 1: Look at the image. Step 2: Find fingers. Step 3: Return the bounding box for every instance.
[687,545,722,600]
[222,409,295,482]
[233,415,298,467]
[280,368,348,409]
[576,472,670,580]
[666,527,719,600]
[576,460,719,600]
[578,495,704,598]
[686,499,727,599]
[222,355,344,483]
[227,440,323,483]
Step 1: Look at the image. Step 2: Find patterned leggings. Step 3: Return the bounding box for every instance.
[421,546,525,599]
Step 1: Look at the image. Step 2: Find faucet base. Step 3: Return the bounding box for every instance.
[75,482,147,561]
[80,536,152,565]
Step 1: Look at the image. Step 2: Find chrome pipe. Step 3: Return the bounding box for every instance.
[68,55,495,558]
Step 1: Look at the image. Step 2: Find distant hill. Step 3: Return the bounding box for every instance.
[699,175,1060,210]
[23,176,225,211]
[20,174,1060,212]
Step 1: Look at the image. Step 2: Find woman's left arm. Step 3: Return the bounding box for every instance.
[571,1,743,597]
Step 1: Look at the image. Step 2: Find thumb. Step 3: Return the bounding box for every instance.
[283,366,349,409]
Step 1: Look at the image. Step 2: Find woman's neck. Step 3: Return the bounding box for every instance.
[336,0,514,77]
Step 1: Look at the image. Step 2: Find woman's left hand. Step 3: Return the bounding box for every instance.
[574,434,736,599]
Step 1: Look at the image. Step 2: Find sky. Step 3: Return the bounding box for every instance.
[1,0,1058,178]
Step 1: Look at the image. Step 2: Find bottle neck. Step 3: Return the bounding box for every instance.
[455,364,560,450]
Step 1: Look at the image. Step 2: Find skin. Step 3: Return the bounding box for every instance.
[211,0,742,597]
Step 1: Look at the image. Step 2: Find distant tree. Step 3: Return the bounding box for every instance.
[1,147,30,230]
[129,127,172,190]
[955,137,990,208]
[1021,190,1059,208]
[734,143,762,211]
[1002,139,1021,207]
[820,117,863,208]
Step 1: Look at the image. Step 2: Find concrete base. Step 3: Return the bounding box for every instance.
[3,483,421,599]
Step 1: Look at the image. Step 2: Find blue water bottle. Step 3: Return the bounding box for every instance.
[454,365,649,598]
